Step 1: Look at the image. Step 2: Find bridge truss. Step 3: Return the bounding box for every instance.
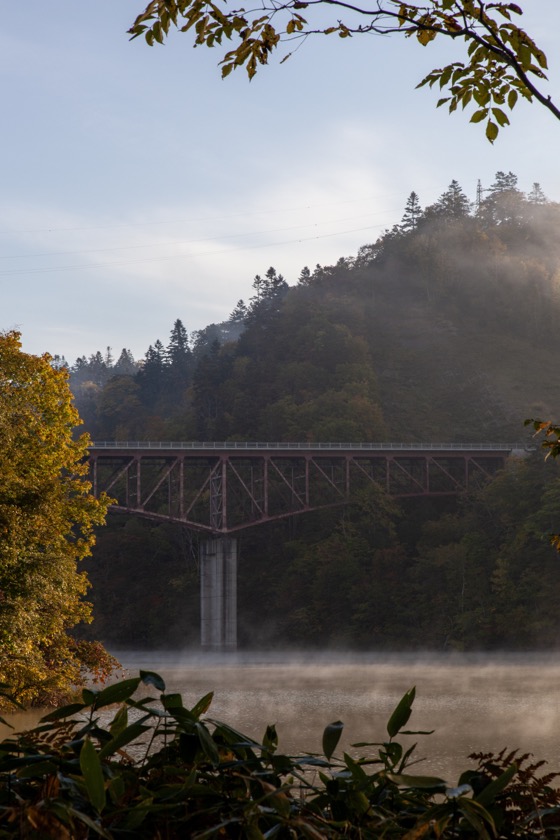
[89,442,525,534]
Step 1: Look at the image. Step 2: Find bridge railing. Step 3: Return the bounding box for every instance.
[90,441,534,452]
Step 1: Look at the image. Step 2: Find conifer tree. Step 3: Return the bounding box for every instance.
[248,267,289,322]
[229,300,248,323]
[166,319,190,367]
[429,180,471,220]
[482,171,525,224]
[114,348,137,376]
[528,182,547,205]
[87,351,108,386]
[297,266,311,285]
[165,319,192,396]
[400,192,423,232]
[138,340,166,405]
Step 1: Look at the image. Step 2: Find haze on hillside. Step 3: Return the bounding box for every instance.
[75,175,560,653]
[2,2,560,360]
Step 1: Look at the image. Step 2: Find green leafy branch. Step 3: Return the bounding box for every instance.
[128,1,559,139]
[4,673,555,837]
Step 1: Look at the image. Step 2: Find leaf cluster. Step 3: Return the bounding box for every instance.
[2,675,560,837]
[0,331,115,707]
[127,1,559,138]
[525,419,560,551]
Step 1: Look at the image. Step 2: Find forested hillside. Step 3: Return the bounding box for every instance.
[70,173,560,651]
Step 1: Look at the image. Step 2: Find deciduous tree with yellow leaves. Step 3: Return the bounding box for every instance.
[0,331,114,707]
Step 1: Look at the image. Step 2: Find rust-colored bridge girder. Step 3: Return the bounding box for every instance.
[88,442,530,535]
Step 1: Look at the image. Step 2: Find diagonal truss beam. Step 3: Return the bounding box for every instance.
[89,445,513,533]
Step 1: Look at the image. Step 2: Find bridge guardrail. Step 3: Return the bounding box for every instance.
[90,441,535,452]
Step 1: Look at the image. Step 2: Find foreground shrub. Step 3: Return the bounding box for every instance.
[1,675,559,838]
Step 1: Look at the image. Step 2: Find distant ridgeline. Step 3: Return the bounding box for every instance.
[68,173,560,652]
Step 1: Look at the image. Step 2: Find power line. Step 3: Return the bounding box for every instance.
[0,213,390,262]
[2,194,404,235]
[0,224,378,279]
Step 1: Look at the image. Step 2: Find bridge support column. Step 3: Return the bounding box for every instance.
[200,538,237,651]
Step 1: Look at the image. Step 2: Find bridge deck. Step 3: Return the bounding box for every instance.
[88,442,531,533]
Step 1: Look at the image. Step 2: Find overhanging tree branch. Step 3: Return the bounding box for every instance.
[128,1,558,140]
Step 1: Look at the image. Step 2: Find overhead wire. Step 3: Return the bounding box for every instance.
[0,212,391,262]
[0,224,381,278]
[2,193,404,235]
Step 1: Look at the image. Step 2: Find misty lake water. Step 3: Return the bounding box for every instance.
[5,651,560,784]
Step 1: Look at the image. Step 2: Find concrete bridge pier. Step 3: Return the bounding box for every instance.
[200,537,237,651]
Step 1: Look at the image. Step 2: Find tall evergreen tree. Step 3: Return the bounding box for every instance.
[297,266,311,286]
[481,171,525,224]
[137,340,165,405]
[104,347,114,369]
[165,319,192,396]
[87,351,108,387]
[428,180,471,220]
[229,299,248,323]
[400,192,423,232]
[247,267,289,322]
[166,319,190,367]
[114,348,137,376]
[527,182,547,205]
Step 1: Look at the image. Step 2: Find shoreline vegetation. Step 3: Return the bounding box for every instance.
[2,672,560,838]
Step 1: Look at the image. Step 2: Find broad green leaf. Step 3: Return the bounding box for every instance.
[80,738,106,813]
[346,790,371,814]
[190,691,214,718]
[387,687,415,738]
[140,670,166,692]
[67,807,113,839]
[98,722,151,759]
[475,762,517,806]
[162,692,184,709]
[94,677,141,708]
[492,107,510,127]
[486,119,499,142]
[263,723,278,752]
[470,108,488,123]
[343,752,368,782]
[108,774,126,805]
[16,760,58,778]
[382,740,402,765]
[457,797,495,839]
[41,702,86,722]
[109,705,128,737]
[82,688,98,705]
[195,721,220,765]
[388,772,447,789]
[322,720,343,761]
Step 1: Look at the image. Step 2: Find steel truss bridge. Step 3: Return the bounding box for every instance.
[89,441,530,535]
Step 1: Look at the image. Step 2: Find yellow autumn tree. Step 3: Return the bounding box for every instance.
[0,331,114,706]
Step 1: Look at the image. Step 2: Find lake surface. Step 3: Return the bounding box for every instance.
[117,651,560,783]
[4,651,560,785]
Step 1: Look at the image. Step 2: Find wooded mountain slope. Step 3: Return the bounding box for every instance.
[71,175,560,445]
[71,175,560,651]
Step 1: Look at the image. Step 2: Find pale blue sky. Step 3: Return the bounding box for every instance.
[2,2,559,363]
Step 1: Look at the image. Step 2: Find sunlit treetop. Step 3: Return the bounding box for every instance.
[129,1,559,143]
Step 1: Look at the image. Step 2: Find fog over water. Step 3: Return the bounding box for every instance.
[115,651,560,782]
[4,652,560,784]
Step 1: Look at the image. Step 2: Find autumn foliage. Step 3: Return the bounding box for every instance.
[0,331,115,706]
